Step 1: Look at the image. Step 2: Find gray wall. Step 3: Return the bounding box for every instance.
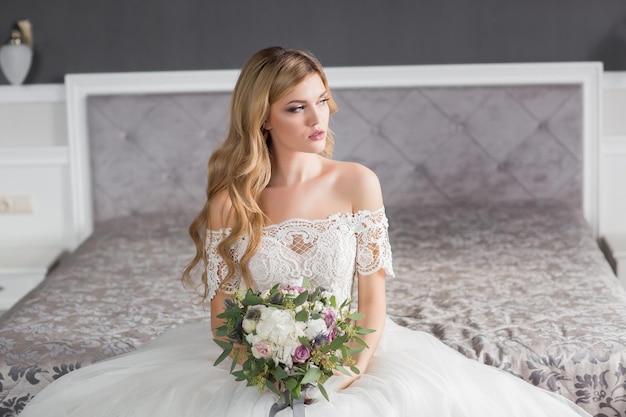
[1,1,626,84]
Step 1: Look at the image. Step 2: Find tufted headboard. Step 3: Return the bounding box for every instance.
[64,63,602,248]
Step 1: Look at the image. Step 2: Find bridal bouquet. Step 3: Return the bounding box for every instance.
[213,279,373,406]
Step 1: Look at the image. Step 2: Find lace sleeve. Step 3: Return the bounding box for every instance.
[355,207,395,277]
[205,229,242,301]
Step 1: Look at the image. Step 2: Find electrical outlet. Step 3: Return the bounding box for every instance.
[0,195,33,214]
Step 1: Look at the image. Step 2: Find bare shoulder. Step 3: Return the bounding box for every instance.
[208,189,233,230]
[330,160,383,212]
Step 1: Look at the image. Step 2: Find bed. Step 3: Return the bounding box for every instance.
[2,62,626,417]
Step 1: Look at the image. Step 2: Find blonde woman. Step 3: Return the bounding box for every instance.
[20,47,591,417]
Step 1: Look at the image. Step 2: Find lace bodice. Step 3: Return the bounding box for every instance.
[205,207,394,303]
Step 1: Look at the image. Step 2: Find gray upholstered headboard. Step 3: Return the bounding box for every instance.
[64,62,602,247]
[86,85,582,222]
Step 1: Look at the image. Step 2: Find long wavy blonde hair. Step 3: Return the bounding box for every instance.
[182,46,339,301]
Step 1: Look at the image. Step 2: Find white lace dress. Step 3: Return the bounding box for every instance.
[19,207,590,417]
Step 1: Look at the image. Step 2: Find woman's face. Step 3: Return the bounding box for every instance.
[264,73,330,156]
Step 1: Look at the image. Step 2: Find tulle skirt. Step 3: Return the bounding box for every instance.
[19,318,590,417]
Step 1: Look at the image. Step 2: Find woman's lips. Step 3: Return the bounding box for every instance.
[309,130,326,141]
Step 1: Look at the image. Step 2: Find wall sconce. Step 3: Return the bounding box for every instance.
[0,20,33,85]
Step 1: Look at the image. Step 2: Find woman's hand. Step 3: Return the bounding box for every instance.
[331,268,386,391]
[211,291,249,366]
[332,369,362,391]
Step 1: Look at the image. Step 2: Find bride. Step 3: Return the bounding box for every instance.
[19,46,591,416]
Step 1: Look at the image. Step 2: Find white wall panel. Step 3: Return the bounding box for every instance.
[0,162,71,247]
[600,137,626,235]
[0,85,71,250]
[601,72,626,236]
[0,102,67,146]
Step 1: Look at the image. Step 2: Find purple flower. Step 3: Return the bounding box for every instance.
[323,309,336,328]
[293,345,311,363]
[327,327,336,342]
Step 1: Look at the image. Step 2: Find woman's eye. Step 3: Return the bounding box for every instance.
[287,98,327,113]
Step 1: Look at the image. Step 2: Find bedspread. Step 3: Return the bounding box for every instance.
[1,203,625,416]
[0,212,206,416]
[386,203,626,417]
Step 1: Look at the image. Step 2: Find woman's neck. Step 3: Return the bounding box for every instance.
[268,152,324,188]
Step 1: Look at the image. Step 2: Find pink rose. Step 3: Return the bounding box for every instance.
[293,345,311,363]
[252,341,272,359]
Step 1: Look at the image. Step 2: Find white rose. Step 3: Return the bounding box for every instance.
[312,301,324,313]
[242,318,257,333]
[304,318,328,339]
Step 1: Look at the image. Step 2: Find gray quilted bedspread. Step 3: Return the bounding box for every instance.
[386,203,626,417]
[1,204,625,417]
